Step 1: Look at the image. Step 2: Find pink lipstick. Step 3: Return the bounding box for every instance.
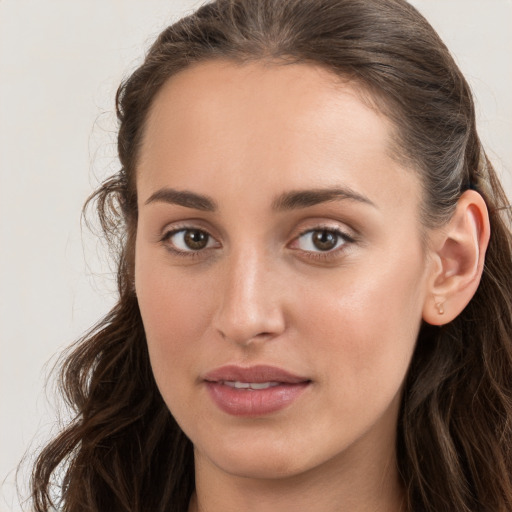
[203,365,311,417]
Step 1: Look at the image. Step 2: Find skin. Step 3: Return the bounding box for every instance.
[134,60,487,511]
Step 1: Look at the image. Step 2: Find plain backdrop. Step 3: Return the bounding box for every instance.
[1,1,511,510]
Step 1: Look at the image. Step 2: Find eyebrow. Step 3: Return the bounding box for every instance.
[271,187,377,211]
[144,186,376,212]
[144,188,218,211]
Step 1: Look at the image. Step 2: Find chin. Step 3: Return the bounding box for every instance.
[192,426,334,481]
[208,450,309,480]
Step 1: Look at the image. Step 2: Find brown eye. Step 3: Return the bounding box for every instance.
[294,228,350,253]
[312,230,338,251]
[164,228,218,253]
[184,229,209,250]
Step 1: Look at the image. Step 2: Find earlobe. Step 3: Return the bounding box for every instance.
[422,190,490,326]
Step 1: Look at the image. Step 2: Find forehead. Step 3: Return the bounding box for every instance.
[137,59,420,214]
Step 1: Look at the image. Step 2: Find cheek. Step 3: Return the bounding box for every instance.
[135,250,216,388]
[297,253,426,408]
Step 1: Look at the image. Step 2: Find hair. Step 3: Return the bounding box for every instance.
[30,0,512,511]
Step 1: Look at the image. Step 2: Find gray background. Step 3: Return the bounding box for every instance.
[1,1,511,510]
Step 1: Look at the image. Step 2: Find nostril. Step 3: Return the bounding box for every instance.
[216,329,279,347]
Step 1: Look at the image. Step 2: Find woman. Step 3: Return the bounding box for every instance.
[31,0,512,510]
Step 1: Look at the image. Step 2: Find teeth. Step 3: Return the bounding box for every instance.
[249,382,280,390]
[223,381,280,390]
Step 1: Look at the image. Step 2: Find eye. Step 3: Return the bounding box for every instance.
[162,228,219,253]
[293,228,351,253]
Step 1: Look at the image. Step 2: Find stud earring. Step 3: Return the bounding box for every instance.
[435,301,445,315]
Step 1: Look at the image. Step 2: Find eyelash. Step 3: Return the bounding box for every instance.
[159,225,355,260]
[160,227,219,259]
[292,226,355,261]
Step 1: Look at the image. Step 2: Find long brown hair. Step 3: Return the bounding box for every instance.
[30,1,512,510]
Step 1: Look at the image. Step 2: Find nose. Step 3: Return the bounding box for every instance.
[212,249,286,346]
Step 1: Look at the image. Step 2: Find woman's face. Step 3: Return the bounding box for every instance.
[135,60,433,479]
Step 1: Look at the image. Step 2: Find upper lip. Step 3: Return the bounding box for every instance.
[203,365,310,384]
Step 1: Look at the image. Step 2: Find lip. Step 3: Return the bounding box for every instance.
[203,365,311,417]
[204,364,309,384]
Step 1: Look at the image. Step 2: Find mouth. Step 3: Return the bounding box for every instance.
[203,365,311,417]
[220,381,282,390]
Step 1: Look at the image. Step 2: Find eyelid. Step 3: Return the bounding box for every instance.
[157,220,356,260]
[160,224,221,256]
[288,223,356,259]
[294,221,356,243]
[159,218,221,242]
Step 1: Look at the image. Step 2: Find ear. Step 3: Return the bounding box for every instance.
[422,190,491,325]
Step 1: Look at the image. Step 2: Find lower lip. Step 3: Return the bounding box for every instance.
[205,381,310,417]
